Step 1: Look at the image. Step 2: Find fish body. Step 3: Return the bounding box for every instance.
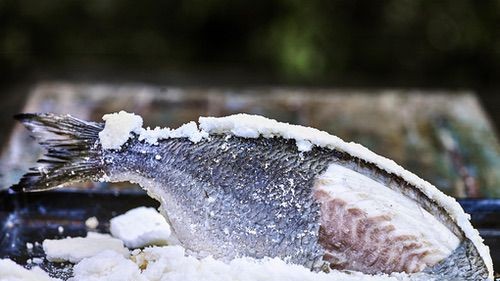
[12,113,494,280]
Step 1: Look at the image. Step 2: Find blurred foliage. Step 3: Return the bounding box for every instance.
[0,0,499,86]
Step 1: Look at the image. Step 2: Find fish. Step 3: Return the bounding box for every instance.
[11,111,494,280]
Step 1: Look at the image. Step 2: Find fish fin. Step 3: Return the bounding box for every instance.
[10,113,105,192]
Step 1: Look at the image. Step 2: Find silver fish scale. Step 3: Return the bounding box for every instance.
[423,239,490,280]
[104,134,340,269]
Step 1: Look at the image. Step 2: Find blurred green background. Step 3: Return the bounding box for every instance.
[0,0,499,130]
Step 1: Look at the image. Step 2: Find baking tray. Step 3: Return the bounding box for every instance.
[0,189,499,279]
[0,189,158,279]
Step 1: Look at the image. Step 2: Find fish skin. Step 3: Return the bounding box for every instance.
[104,136,330,269]
[11,113,493,280]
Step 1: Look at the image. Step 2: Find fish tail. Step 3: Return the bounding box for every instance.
[10,113,105,192]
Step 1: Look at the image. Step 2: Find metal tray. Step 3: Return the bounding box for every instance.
[0,189,499,278]
[0,189,158,279]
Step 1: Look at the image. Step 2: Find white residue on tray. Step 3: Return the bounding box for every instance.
[72,250,142,281]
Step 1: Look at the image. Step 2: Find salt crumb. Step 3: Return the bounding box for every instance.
[57,226,64,234]
[32,257,44,264]
[110,207,171,248]
[296,139,313,152]
[26,242,33,250]
[0,259,59,281]
[72,251,143,281]
[43,233,129,263]
[154,155,162,160]
[110,245,409,281]
[85,217,99,229]
[99,111,143,149]
[98,111,208,149]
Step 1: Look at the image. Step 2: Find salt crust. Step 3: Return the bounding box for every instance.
[0,259,61,281]
[99,111,207,149]
[42,233,129,263]
[97,112,492,279]
[110,207,171,248]
[99,111,143,149]
[71,245,412,281]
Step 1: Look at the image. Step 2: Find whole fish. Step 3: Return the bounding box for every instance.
[12,112,494,280]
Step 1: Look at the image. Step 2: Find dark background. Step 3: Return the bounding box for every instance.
[0,0,499,138]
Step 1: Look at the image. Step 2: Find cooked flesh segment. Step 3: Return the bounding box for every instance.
[314,164,460,274]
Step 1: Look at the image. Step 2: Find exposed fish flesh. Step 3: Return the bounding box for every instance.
[12,112,494,280]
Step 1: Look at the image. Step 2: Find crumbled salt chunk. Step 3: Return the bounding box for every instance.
[0,259,60,281]
[99,111,143,149]
[122,245,409,281]
[154,154,162,160]
[85,216,99,229]
[99,111,208,149]
[110,207,171,248]
[26,242,33,250]
[72,250,144,281]
[138,126,171,145]
[32,257,44,264]
[57,226,64,234]
[43,233,129,263]
[138,122,208,144]
[296,139,313,152]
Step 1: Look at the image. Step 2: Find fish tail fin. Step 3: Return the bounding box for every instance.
[10,113,105,192]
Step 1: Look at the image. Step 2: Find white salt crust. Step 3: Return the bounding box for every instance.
[84,217,99,229]
[99,111,208,149]
[98,112,492,279]
[99,111,143,149]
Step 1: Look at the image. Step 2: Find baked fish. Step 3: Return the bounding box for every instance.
[11,112,494,280]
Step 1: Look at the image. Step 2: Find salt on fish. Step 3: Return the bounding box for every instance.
[11,112,494,280]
